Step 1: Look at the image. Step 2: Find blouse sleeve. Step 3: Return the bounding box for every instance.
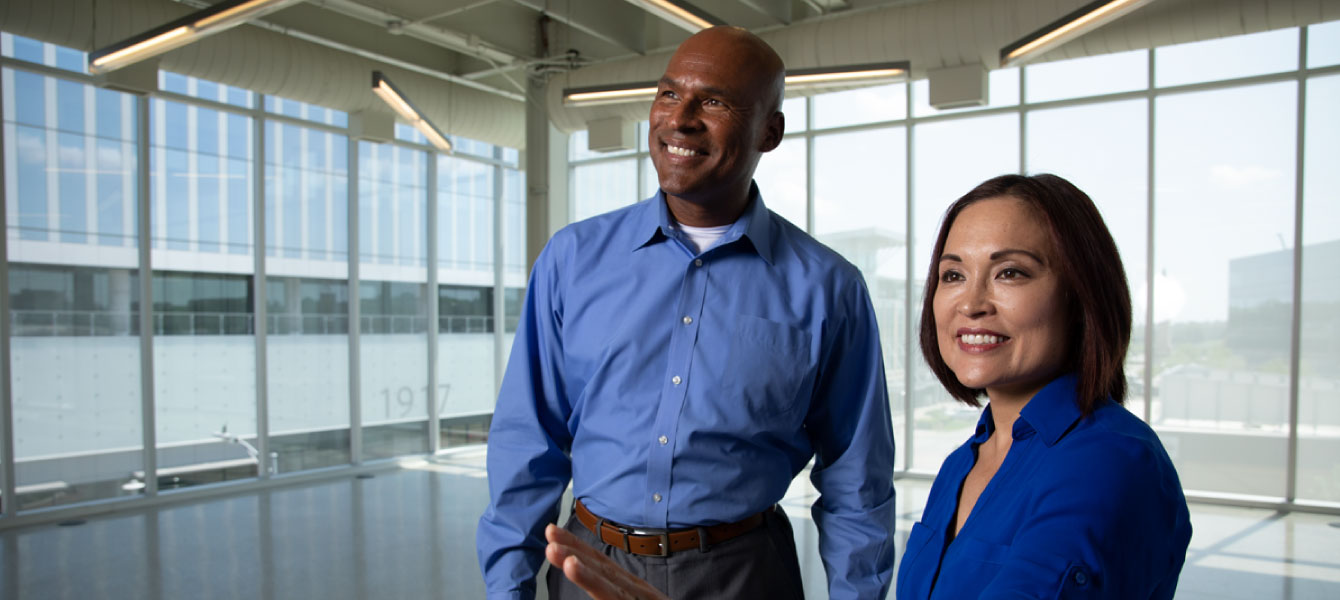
[980,434,1192,599]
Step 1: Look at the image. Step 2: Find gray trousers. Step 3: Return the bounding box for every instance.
[547,505,806,600]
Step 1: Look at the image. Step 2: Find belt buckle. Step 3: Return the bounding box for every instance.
[655,532,671,557]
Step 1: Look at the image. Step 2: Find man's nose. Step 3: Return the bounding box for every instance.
[667,100,703,131]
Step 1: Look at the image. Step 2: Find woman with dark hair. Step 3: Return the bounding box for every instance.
[541,173,1192,599]
[896,173,1191,599]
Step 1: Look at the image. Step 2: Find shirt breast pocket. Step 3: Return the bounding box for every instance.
[725,314,812,420]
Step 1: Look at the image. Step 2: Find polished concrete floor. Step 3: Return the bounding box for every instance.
[2,447,1337,599]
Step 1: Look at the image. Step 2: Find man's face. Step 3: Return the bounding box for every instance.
[648,33,780,206]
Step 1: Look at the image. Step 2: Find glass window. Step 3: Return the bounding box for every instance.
[1027,99,1149,416]
[158,71,254,108]
[1298,73,1340,502]
[1,32,87,74]
[265,120,351,473]
[437,155,497,429]
[358,141,429,460]
[1025,49,1148,103]
[813,126,907,470]
[1156,28,1299,87]
[813,83,906,129]
[754,137,807,229]
[151,85,259,492]
[395,122,428,146]
[912,68,1019,117]
[571,159,637,221]
[1307,19,1340,67]
[1308,19,1340,68]
[909,113,1020,473]
[502,165,527,376]
[640,156,658,200]
[1153,81,1297,497]
[450,135,495,159]
[4,66,143,510]
[263,94,348,127]
[782,96,807,133]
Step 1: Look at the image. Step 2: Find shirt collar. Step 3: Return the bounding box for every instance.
[969,373,1084,447]
[632,183,775,265]
[1019,373,1084,446]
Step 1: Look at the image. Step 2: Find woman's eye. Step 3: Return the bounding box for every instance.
[940,270,963,283]
[997,268,1028,280]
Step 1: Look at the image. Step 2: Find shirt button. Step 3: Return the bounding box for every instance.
[681,316,692,325]
[671,375,681,385]
[693,259,703,267]
[1073,570,1088,586]
[658,435,668,445]
[653,493,662,503]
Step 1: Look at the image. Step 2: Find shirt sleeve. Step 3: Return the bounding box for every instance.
[980,435,1192,599]
[475,236,575,600]
[806,275,899,600]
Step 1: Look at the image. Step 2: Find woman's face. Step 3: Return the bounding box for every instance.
[933,196,1070,402]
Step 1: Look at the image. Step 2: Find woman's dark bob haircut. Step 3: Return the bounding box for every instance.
[918,173,1132,416]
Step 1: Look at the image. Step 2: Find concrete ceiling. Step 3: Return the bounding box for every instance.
[2,0,1335,149]
[283,0,929,97]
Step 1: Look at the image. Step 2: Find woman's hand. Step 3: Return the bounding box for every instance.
[544,524,671,600]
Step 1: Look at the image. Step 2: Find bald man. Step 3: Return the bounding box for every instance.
[477,27,896,599]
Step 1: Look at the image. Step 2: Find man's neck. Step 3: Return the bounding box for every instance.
[665,191,751,227]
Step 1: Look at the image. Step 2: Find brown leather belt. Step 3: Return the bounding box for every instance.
[574,499,768,557]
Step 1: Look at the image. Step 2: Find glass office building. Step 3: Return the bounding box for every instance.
[1,32,527,510]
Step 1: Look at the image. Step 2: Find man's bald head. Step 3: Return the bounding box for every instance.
[672,26,785,114]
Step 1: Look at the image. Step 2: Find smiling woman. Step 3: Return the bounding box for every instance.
[897,173,1192,599]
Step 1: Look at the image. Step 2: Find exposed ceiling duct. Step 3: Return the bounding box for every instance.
[544,0,1339,133]
[0,0,527,150]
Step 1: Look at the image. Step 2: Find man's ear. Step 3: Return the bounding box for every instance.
[759,111,784,153]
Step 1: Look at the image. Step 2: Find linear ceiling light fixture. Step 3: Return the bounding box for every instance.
[628,0,725,33]
[372,71,453,153]
[88,0,302,74]
[1000,0,1155,67]
[562,61,910,107]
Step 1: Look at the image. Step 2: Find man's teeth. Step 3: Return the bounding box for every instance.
[667,145,698,157]
[961,334,1004,345]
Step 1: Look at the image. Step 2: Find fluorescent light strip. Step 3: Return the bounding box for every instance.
[785,68,906,86]
[194,0,284,29]
[564,86,659,105]
[1001,0,1153,66]
[90,26,191,72]
[630,0,721,33]
[372,71,453,153]
[88,0,299,74]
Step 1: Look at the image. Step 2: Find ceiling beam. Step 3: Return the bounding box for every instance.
[308,0,523,66]
[740,0,794,24]
[511,0,648,55]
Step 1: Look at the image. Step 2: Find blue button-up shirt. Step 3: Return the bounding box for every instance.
[477,187,897,599]
[896,374,1192,599]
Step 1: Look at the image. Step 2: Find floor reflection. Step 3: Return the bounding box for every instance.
[1,449,1336,599]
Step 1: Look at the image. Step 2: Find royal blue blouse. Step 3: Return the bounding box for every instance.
[895,374,1192,599]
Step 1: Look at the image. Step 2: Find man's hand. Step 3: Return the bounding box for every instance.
[544,524,671,600]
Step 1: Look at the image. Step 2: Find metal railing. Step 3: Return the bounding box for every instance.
[9,310,507,336]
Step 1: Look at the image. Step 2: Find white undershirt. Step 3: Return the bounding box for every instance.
[676,222,732,255]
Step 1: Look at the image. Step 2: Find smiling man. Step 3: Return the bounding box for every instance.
[477,27,897,600]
